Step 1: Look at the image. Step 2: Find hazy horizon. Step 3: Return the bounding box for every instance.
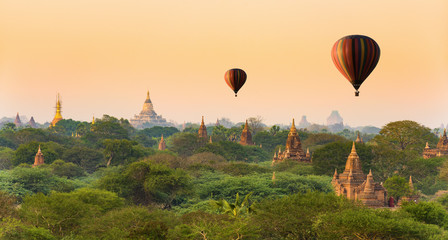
[1,0,447,128]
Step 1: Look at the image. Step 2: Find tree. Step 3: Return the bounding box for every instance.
[62,146,104,173]
[401,201,448,229]
[269,125,280,136]
[247,116,265,135]
[103,139,142,166]
[210,192,255,217]
[0,147,14,169]
[50,160,85,179]
[373,120,437,151]
[19,192,100,237]
[170,132,205,157]
[383,175,411,201]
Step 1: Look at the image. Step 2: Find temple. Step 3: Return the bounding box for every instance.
[240,120,253,146]
[28,117,37,128]
[33,145,44,167]
[51,94,63,127]
[398,176,420,205]
[332,142,387,208]
[272,119,311,163]
[423,129,448,158]
[355,132,363,143]
[14,113,22,127]
[198,116,207,139]
[158,135,166,150]
[129,91,171,129]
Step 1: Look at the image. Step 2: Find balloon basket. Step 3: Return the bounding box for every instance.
[355,91,359,97]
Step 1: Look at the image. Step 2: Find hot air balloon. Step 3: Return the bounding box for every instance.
[331,35,380,96]
[224,68,247,97]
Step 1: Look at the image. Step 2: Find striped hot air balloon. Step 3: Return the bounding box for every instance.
[331,35,380,96]
[224,68,247,97]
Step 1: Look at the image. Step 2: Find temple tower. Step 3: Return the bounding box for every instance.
[423,129,448,158]
[332,142,386,207]
[240,120,253,146]
[355,132,363,143]
[129,91,170,129]
[51,94,63,127]
[198,116,207,139]
[28,116,37,128]
[33,145,44,167]
[14,113,22,127]
[158,134,166,150]
[272,119,310,163]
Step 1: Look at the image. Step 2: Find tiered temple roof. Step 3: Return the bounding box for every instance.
[423,129,448,159]
[332,142,387,208]
[33,145,44,167]
[272,119,311,163]
[198,116,207,139]
[240,120,253,146]
[129,91,171,129]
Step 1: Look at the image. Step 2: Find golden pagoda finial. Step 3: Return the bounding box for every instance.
[51,93,63,127]
[425,142,429,149]
[38,144,42,153]
[244,119,249,130]
[92,115,95,125]
[146,90,150,100]
[368,169,372,176]
[351,142,356,153]
[201,116,204,125]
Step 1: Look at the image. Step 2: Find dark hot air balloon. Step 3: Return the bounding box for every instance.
[331,35,380,96]
[225,68,247,97]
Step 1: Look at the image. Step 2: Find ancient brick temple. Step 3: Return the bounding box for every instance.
[240,120,253,146]
[423,129,448,158]
[28,116,37,128]
[332,142,387,208]
[130,91,171,129]
[33,145,44,167]
[272,119,311,163]
[14,113,22,127]
[398,176,420,205]
[51,94,63,127]
[158,134,166,150]
[198,116,207,139]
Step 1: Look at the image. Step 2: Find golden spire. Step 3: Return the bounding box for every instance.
[425,142,429,149]
[364,169,375,193]
[351,141,356,153]
[244,119,249,130]
[92,115,95,125]
[444,128,447,137]
[51,93,63,127]
[38,145,42,153]
[201,116,204,125]
[146,90,150,100]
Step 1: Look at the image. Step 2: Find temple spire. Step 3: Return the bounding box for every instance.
[158,134,166,150]
[364,169,375,193]
[355,132,363,143]
[14,113,22,127]
[444,128,447,137]
[198,116,207,139]
[409,176,414,192]
[351,141,356,153]
[51,93,63,127]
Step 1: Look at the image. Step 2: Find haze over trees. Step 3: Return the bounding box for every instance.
[0,117,448,239]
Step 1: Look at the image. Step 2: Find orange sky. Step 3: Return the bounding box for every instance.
[0,0,447,127]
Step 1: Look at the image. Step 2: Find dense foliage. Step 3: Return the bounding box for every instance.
[0,118,447,239]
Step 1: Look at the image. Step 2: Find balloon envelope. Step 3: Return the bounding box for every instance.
[331,35,380,96]
[224,68,247,97]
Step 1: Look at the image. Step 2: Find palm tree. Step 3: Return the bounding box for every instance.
[210,192,255,217]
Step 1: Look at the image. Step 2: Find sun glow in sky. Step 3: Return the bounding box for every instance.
[0,0,447,127]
